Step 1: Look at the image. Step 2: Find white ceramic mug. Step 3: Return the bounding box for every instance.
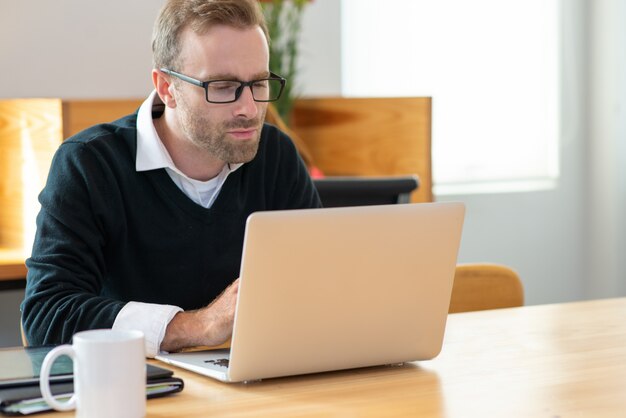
[39,329,146,418]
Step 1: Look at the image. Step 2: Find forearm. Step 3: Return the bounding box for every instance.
[160,311,205,352]
[161,278,240,352]
[160,309,231,352]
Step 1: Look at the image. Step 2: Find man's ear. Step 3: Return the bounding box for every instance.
[152,69,177,108]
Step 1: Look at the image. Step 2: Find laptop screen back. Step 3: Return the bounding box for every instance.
[228,202,465,382]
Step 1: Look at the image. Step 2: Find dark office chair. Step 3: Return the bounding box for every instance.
[313,176,419,208]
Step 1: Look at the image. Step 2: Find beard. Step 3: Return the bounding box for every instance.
[177,95,266,164]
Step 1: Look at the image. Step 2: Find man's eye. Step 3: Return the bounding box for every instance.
[210,82,238,90]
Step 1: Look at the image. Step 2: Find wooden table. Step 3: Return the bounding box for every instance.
[0,249,27,288]
[52,297,626,417]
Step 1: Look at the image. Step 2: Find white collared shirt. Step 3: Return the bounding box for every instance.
[112,90,241,357]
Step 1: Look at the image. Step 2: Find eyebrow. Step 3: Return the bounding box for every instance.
[206,71,271,81]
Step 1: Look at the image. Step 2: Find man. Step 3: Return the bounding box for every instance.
[21,0,321,357]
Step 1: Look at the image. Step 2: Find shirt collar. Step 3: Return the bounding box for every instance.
[135,90,243,175]
[136,90,173,172]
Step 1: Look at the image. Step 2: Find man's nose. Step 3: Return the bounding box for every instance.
[233,86,259,119]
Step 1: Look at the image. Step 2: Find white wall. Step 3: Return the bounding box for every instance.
[0,0,341,99]
[298,0,342,96]
[586,0,626,299]
[0,0,161,99]
[439,0,590,305]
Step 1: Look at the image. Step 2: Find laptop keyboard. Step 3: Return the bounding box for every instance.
[204,358,229,368]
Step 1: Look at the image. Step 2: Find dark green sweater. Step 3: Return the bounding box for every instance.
[22,113,321,346]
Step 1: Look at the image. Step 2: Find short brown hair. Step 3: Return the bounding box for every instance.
[152,0,269,71]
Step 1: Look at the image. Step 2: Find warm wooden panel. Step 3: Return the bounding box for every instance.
[61,98,433,202]
[0,249,27,281]
[292,97,432,202]
[0,99,141,279]
[62,99,143,138]
[0,99,62,254]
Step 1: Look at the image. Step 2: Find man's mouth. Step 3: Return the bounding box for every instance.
[227,128,257,141]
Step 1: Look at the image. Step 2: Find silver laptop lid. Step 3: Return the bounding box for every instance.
[228,202,465,382]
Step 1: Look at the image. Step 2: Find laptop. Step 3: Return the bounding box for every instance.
[156,202,465,383]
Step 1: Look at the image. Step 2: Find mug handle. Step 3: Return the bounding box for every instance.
[39,345,77,411]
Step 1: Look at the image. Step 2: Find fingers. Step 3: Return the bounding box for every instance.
[228,278,240,292]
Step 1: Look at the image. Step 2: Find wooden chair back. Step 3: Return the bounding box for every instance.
[62,99,143,138]
[449,263,524,313]
[291,97,433,203]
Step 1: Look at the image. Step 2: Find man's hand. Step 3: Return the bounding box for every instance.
[160,278,240,352]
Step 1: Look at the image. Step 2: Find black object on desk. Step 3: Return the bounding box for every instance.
[0,346,183,416]
[313,176,419,208]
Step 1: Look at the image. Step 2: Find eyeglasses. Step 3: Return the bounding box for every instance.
[160,68,286,104]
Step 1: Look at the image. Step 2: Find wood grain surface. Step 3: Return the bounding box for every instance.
[46,297,626,418]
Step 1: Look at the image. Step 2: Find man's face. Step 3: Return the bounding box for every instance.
[172,25,270,164]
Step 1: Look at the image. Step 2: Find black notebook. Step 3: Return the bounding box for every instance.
[0,346,183,416]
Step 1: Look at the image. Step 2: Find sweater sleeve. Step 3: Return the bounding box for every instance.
[21,140,126,345]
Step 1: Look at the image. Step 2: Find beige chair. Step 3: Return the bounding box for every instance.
[449,263,524,313]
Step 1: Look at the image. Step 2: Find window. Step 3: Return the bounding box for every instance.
[341,0,560,194]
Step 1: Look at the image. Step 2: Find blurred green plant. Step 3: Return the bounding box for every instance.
[260,0,310,125]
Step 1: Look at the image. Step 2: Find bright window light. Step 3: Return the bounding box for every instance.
[341,0,560,193]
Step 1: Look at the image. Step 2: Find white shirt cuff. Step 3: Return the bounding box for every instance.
[112,301,182,358]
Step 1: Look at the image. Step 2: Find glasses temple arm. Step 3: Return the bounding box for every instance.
[160,68,204,87]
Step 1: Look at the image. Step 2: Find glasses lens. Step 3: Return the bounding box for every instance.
[254,79,283,102]
[206,81,241,103]
[205,78,284,103]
